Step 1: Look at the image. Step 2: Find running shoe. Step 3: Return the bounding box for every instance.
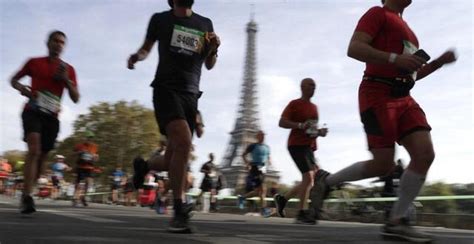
[381,218,432,243]
[167,211,192,234]
[210,202,218,213]
[20,195,36,214]
[184,202,194,219]
[295,209,316,225]
[81,196,88,207]
[261,207,272,218]
[274,194,287,217]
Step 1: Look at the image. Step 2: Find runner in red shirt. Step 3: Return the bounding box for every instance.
[274,78,328,224]
[0,158,12,194]
[72,131,99,207]
[310,1,456,242]
[10,30,79,214]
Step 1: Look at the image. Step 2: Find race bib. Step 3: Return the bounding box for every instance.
[403,40,418,80]
[170,25,205,56]
[80,152,94,162]
[36,91,61,114]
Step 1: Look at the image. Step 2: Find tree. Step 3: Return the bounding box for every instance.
[52,101,161,186]
[420,182,457,213]
[1,150,26,172]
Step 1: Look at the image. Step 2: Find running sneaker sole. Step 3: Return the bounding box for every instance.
[380,231,432,243]
[294,220,317,225]
[20,208,36,214]
[167,226,194,234]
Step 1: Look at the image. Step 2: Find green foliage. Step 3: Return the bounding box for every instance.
[451,183,474,214]
[52,101,161,186]
[1,150,26,172]
[420,182,458,213]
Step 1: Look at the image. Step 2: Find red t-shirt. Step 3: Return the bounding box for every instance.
[355,6,419,78]
[16,57,78,115]
[281,99,319,150]
[74,142,98,169]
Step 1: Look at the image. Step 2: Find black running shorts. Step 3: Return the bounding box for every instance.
[76,168,92,183]
[22,109,60,153]
[153,87,198,136]
[288,145,317,174]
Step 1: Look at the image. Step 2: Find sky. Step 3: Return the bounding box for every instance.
[1,0,472,187]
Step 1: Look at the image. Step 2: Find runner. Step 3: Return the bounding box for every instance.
[197,153,219,212]
[309,0,457,242]
[10,30,79,213]
[0,158,12,194]
[122,174,135,206]
[73,131,99,207]
[50,155,71,200]
[274,78,328,224]
[127,0,220,232]
[238,131,272,218]
[110,165,125,204]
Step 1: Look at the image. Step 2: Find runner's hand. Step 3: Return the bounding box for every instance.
[54,63,70,84]
[19,85,32,98]
[128,54,139,70]
[302,121,313,130]
[205,32,220,55]
[196,124,204,138]
[394,53,426,73]
[436,50,457,65]
[318,128,328,137]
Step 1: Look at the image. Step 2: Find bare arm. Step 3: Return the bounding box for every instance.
[279,117,308,130]
[204,32,220,70]
[65,80,79,103]
[416,50,457,81]
[10,71,32,98]
[200,165,209,174]
[347,31,426,73]
[205,52,217,70]
[242,150,250,169]
[55,64,79,103]
[127,39,155,70]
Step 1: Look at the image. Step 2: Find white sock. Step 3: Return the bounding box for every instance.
[325,161,366,186]
[390,169,426,221]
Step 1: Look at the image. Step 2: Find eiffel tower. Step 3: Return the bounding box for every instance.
[219,16,280,192]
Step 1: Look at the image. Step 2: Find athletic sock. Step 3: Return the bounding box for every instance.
[325,161,366,186]
[390,169,426,221]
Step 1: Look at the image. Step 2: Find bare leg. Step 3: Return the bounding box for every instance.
[147,154,169,171]
[298,170,315,210]
[23,133,42,196]
[37,153,49,179]
[166,120,192,211]
[259,185,267,209]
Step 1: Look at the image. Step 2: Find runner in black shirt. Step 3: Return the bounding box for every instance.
[127,0,220,233]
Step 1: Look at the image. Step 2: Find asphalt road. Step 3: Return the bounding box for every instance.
[0,195,473,244]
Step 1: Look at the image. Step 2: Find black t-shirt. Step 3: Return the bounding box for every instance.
[200,161,215,178]
[146,10,214,94]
